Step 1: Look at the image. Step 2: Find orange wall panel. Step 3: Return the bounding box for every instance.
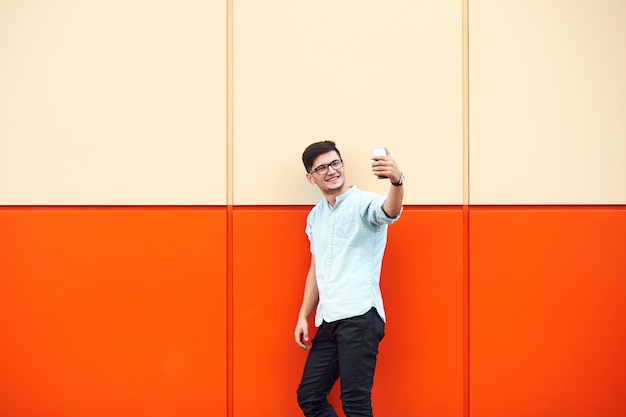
[469,207,626,417]
[232,207,464,417]
[232,207,311,417]
[5,205,624,417]
[0,208,227,417]
[378,207,464,417]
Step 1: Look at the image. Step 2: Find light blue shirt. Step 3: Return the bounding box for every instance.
[306,186,400,327]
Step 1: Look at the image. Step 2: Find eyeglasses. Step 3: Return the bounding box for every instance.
[309,159,343,175]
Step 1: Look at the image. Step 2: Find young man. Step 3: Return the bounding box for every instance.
[295,140,404,417]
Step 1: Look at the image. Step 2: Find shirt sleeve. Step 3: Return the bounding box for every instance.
[365,194,401,226]
[305,213,315,254]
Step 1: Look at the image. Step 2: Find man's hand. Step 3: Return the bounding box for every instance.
[294,317,312,350]
[371,149,402,184]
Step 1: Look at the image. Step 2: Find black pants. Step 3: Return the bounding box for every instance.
[297,308,386,417]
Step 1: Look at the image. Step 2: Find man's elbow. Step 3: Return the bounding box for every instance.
[382,205,402,219]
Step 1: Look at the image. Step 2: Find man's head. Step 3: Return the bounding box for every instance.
[302,140,346,197]
[302,140,342,173]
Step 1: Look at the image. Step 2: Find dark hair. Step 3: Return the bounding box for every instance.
[302,140,342,173]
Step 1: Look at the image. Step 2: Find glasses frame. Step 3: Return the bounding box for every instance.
[309,159,343,176]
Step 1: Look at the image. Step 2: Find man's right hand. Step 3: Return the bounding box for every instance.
[294,317,312,350]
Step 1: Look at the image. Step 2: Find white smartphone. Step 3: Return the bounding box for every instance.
[372,147,387,158]
[372,148,387,178]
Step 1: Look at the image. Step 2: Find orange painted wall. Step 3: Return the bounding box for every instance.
[1,206,625,416]
[470,207,626,417]
[0,208,227,417]
[232,207,464,417]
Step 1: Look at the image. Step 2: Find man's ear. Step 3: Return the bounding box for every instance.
[306,173,315,184]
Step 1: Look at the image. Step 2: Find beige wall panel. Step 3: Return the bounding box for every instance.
[469,0,626,204]
[0,1,226,205]
[233,1,462,205]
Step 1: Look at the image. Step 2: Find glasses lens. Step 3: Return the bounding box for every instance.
[330,160,342,170]
[315,165,328,175]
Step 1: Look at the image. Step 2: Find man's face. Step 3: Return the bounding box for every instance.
[306,151,345,194]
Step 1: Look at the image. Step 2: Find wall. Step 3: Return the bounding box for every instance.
[1,1,625,417]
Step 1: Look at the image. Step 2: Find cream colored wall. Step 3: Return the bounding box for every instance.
[469,0,626,204]
[233,0,463,205]
[3,1,624,207]
[0,0,226,205]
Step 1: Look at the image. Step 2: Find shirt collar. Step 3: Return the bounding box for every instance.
[327,185,356,209]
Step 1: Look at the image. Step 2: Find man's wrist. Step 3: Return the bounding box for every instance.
[391,173,404,186]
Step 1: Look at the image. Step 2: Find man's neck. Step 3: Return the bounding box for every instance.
[324,185,350,207]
